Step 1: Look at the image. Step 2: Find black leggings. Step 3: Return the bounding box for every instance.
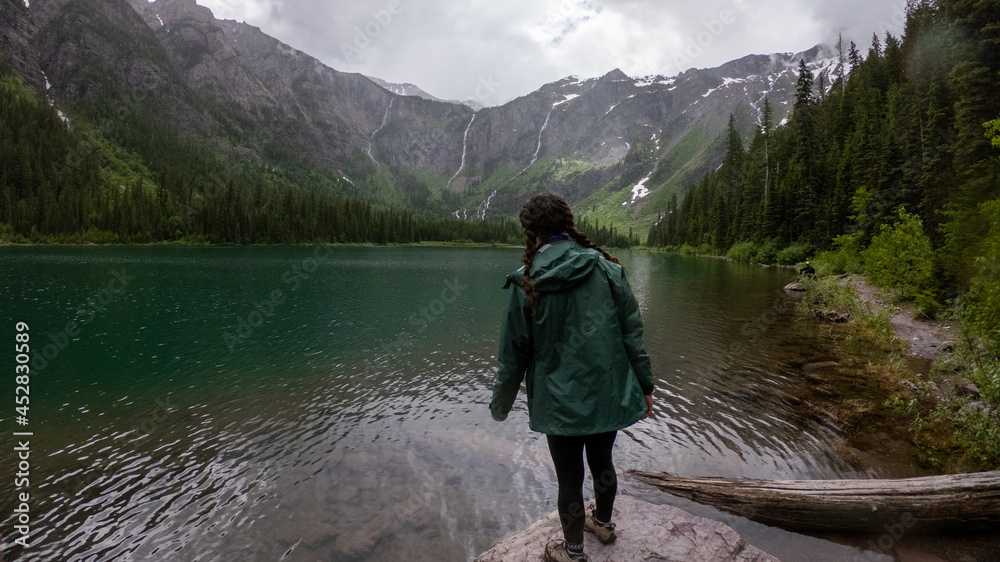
[545,431,618,544]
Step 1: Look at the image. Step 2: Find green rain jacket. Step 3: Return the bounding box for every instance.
[489,240,655,436]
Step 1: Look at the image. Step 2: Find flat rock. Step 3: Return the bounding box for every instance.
[783,281,805,293]
[474,496,779,562]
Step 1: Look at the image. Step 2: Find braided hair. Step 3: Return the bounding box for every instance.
[518,193,621,312]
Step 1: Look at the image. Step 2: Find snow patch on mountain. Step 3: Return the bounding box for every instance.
[623,175,652,206]
[634,75,667,87]
[807,57,842,95]
[554,93,579,107]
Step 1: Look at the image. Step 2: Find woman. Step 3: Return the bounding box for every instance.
[490,193,655,562]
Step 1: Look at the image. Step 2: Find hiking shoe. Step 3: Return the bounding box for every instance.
[544,540,588,562]
[584,512,617,544]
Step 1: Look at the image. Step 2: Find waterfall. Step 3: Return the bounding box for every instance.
[476,189,499,220]
[518,106,555,175]
[448,114,476,188]
[367,98,395,165]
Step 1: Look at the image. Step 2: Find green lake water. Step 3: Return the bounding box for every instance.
[1,246,891,561]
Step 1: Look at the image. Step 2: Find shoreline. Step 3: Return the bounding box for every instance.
[846,274,956,361]
[646,246,799,269]
[794,273,998,476]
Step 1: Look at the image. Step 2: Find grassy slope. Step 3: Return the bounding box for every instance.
[575,122,716,242]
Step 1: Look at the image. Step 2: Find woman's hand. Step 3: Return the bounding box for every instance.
[642,394,653,419]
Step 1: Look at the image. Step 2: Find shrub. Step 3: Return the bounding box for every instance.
[798,276,856,315]
[797,276,903,353]
[962,199,1000,355]
[726,241,758,263]
[754,240,780,264]
[776,243,810,265]
[951,406,1000,468]
[914,289,944,320]
[975,360,1000,409]
[815,233,863,276]
[862,207,934,300]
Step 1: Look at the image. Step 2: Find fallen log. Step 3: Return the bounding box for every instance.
[627,470,1000,533]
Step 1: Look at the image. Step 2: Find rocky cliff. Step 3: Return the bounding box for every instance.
[0,0,44,93]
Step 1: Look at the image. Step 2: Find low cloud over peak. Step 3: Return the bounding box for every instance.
[199,0,907,106]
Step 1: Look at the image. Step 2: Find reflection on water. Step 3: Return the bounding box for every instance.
[1,246,873,561]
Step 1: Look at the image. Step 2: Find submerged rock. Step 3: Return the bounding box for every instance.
[474,495,779,562]
[803,361,840,373]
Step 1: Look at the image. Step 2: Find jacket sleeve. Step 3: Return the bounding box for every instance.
[608,265,655,395]
[490,279,532,420]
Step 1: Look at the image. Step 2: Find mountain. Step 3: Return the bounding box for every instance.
[366,76,485,111]
[3,0,841,236]
[445,48,840,228]
[0,0,44,93]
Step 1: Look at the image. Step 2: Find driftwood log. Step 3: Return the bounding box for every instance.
[628,470,1000,533]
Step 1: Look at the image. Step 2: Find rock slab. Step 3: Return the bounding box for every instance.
[475,496,779,562]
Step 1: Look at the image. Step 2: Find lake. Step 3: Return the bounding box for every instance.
[1,246,880,561]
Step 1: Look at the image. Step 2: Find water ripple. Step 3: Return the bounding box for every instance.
[0,247,867,561]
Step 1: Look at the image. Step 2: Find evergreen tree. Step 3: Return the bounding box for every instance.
[849,41,863,70]
[835,34,847,93]
[760,97,773,209]
[794,59,814,108]
[646,0,999,313]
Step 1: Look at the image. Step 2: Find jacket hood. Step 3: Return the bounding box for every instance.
[506,241,599,293]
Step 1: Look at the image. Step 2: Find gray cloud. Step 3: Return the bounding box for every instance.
[198,0,907,106]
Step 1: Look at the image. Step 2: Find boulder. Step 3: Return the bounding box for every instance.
[783,281,805,293]
[900,380,921,396]
[927,381,945,402]
[474,496,779,562]
[959,400,992,418]
[955,379,981,399]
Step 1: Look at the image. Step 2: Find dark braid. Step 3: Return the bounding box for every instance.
[517,193,621,312]
[520,234,539,314]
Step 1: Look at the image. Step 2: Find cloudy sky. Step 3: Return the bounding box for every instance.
[197,0,908,106]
